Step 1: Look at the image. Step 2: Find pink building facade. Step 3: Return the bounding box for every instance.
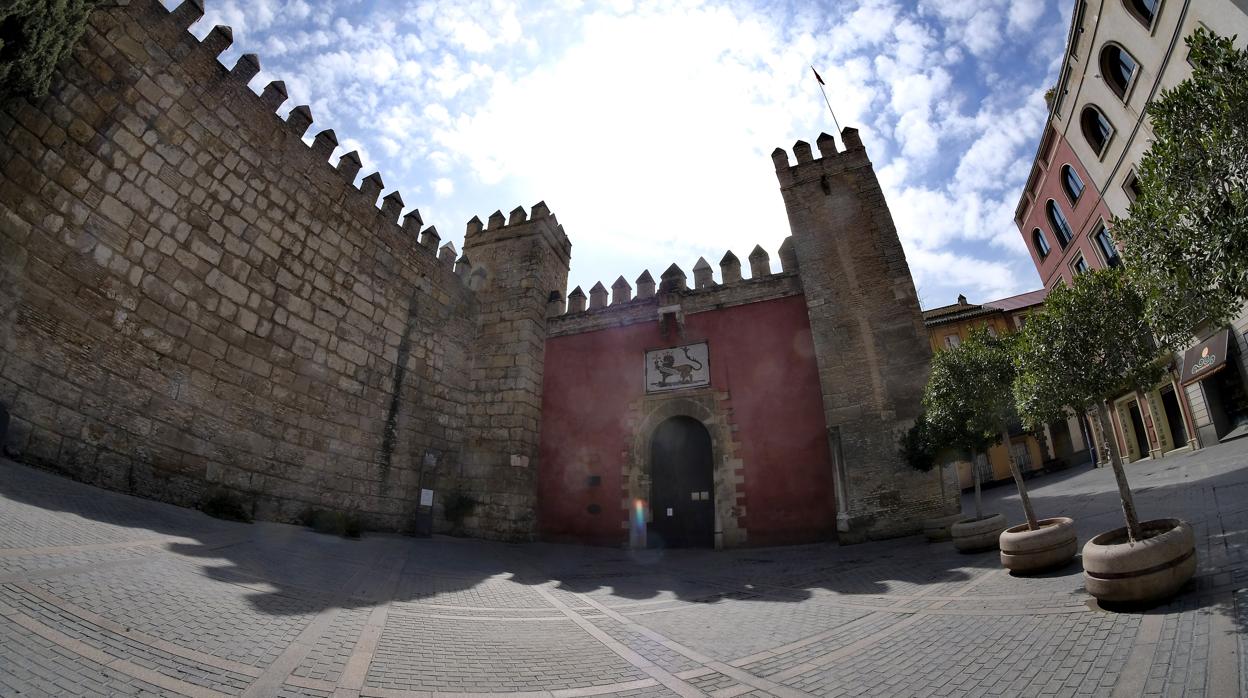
[1015,127,1118,291]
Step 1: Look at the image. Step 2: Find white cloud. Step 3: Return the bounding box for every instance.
[200,0,1063,307]
[908,248,1024,306]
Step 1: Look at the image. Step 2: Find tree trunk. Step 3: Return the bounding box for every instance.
[970,450,983,520]
[1095,401,1143,542]
[1001,421,1039,531]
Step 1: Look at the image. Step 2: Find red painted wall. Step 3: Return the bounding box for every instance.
[1017,130,1114,287]
[537,295,835,547]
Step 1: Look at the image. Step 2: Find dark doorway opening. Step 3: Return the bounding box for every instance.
[648,416,714,548]
[1127,401,1150,460]
[1047,417,1074,462]
[1160,386,1188,449]
[1211,362,1248,433]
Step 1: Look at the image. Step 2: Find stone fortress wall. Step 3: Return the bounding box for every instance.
[0,0,950,544]
[539,132,951,544]
[0,0,558,538]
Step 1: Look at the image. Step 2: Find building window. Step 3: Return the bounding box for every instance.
[985,325,998,338]
[1100,44,1139,100]
[1047,200,1074,248]
[1081,105,1114,156]
[944,334,961,349]
[1033,228,1051,259]
[1124,0,1160,29]
[1061,165,1085,204]
[1095,225,1122,267]
[1012,441,1033,468]
[1123,169,1142,202]
[1071,253,1090,275]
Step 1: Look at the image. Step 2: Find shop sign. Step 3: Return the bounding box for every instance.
[1179,329,1230,385]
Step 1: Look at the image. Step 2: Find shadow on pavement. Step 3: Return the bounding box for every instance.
[1,436,1245,622]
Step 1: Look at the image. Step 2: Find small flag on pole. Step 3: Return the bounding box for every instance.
[810,65,841,133]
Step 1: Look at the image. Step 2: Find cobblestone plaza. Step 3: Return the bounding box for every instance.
[1,438,1246,697]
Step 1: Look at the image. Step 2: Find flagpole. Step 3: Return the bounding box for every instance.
[811,65,842,134]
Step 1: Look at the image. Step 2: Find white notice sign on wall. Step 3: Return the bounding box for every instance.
[645,342,710,393]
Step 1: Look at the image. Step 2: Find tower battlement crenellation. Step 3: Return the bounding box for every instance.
[462,202,572,265]
[553,238,796,319]
[771,128,868,187]
[147,0,442,268]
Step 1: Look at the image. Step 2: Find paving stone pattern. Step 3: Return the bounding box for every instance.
[1,439,1248,697]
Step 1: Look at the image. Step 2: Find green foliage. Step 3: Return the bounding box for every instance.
[0,1,98,98]
[1113,28,1248,346]
[201,489,253,523]
[299,508,363,538]
[1013,268,1164,429]
[921,326,1018,455]
[899,411,938,472]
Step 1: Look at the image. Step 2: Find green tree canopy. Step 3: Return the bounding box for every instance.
[922,326,1017,455]
[921,326,1039,524]
[0,1,98,99]
[1013,268,1163,429]
[1112,28,1248,347]
[1013,268,1165,541]
[899,410,938,473]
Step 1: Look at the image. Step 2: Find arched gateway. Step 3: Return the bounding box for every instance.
[648,416,715,548]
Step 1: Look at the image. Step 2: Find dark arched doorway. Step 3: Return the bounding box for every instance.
[648,416,714,548]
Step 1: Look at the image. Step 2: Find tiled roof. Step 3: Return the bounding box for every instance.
[922,288,1047,327]
[984,288,1048,312]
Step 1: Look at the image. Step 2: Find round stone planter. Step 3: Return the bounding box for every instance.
[922,513,968,542]
[1083,518,1196,605]
[999,517,1077,574]
[951,513,1007,553]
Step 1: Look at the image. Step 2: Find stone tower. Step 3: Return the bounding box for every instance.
[773,128,947,542]
[458,204,572,540]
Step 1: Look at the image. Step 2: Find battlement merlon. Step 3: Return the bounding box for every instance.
[461,201,572,268]
[121,0,442,269]
[771,127,867,188]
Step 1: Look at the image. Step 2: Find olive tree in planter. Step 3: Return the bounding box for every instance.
[1014,268,1193,604]
[918,329,1073,569]
[921,328,1011,553]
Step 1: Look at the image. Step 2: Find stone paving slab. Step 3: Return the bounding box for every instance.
[0,583,256,694]
[364,613,649,692]
[1,437,1247,697]
[0,614,178,697]
[290,606,371,684]
[33,557,319,667]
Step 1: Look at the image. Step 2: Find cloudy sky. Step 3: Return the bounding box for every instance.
[167,0,1072,309]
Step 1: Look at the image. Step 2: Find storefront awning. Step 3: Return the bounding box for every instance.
[1180,328,1230,385]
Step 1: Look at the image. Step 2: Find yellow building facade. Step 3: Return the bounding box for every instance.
[922,290,1087,489]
